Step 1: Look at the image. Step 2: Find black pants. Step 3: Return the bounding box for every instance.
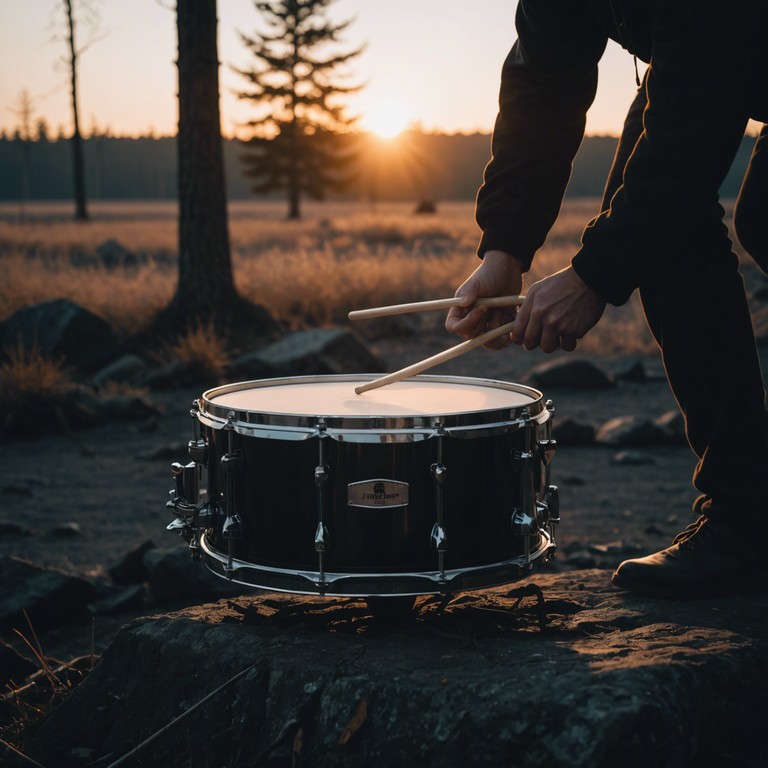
[604,90,768,525]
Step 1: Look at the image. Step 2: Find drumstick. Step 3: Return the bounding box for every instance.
[348,294,525,321]
[354,321,517,395]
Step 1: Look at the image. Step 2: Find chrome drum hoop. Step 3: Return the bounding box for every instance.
[197,374,548,443]
[197,527,556,597]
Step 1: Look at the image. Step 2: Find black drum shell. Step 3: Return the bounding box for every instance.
[203,423,538,574]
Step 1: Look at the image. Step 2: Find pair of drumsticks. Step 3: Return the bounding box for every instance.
[349,295,525,394]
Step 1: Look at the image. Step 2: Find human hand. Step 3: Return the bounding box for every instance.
[444,251,524,350]
[512,266,606,352]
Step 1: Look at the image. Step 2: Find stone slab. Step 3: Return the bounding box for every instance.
[24,569,768,768]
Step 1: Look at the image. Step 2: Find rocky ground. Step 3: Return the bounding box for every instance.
[0,333,700,652]
[3,326,768,766]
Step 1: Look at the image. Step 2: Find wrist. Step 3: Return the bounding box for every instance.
[483,250,526,275]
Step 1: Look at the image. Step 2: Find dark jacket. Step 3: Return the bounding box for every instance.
[476,0,768,305]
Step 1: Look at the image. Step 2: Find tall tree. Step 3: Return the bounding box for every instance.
[63,0,88,221]
[145,0,278,345]
[236,0,364,220]
[174,0,237,320]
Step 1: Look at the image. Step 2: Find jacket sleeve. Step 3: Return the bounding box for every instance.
[476,0,606,269]
[571,1,755,306]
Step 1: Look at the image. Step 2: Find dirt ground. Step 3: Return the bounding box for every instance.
[0,332,731,661]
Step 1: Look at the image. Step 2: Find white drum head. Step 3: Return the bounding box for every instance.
[208,377,536,418]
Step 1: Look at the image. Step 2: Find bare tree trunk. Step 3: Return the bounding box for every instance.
[65,0,88,221]
[175,0,237,320]
[133,0,280,349]
[287,118,301,220]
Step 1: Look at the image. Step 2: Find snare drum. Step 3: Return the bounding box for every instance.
[166,374,559,597]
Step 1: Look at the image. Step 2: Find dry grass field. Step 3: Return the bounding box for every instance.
[0,198,667,355]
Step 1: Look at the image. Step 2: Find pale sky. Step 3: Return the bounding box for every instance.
[1,0,642,139]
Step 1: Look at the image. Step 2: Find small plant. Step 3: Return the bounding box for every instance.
[0,343,78,438]
[0,612,97,763]
[166,321,229,382]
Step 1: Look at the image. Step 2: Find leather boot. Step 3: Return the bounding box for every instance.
[612,515,768,598]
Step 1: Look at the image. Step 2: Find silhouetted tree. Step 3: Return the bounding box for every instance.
[63,0,89,220]
[235,0,363,219]
[142,0,279,347]
[173,0,237,320]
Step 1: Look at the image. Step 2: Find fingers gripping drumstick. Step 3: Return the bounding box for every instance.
[354,322,516,395]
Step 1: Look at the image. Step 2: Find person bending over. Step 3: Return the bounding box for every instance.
[446,0,768,598]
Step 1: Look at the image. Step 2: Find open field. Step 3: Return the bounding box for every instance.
[0,198,667,354]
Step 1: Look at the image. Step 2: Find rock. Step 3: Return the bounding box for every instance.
[239,328,384,377]
[611,450,656,466]
[48,522,82,538]
[0,556,98,632]
[24,570,768,768]
[0,299,121,373]
[108,540,157,586]
[654,409,688,446]
[87,584,148,615]
[614,360,647,382]
[0,522,35,536]
[224,350,278,381]
[596,415,667,447]
[138,359,188,390]
[414,199,437,214]
[553,416,596,445]
[92,353,149,387]
[527,358,614,389]
[143,546,248,604]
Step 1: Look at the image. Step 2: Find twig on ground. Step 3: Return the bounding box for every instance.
[0,737,47,768]
[104,662,259,768]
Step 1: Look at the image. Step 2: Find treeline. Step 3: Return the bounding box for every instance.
[0,131,757,202]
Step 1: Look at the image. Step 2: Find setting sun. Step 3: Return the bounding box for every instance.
[364,99,410,139]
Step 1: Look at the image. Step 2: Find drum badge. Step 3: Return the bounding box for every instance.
[348,479,409,508]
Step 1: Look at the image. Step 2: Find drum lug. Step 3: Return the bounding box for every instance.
[221,450,243,474]
[539,438,557,466]
[546,485,560,524]
[430,523,447,552]
[315,464,329,486]
[166,461,199,518]
[222,513,243,539]
[511,508,535,536]
[510,450,534,472]
[314,522,329,552]
[188,438,208,466]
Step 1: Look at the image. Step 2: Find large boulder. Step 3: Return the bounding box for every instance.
[0,556,98,632]
[23,570,768,768]
[228,327,383,378]
[1,299,120,373]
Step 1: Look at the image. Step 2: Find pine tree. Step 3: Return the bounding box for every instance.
[235,0,364,219]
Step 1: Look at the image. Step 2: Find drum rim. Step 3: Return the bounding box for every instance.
[197,526,555,597]
[198,373,545,433]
